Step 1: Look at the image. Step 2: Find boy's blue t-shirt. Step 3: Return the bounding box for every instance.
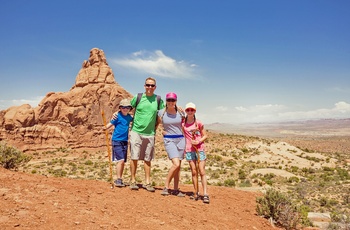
[110,112,133,141]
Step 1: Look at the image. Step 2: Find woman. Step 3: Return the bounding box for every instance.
[158,92,186,197]
[182,102,209,203]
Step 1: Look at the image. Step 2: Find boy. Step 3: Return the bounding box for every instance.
[105,98,133,187]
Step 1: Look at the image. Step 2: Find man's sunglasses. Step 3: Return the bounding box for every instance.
[120,106,132,109]
[166,99,176,102]
[145,84,156,88]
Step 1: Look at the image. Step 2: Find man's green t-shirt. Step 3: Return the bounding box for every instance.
[131,93,165,135]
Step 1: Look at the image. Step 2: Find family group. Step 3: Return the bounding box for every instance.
[104,77,209,204]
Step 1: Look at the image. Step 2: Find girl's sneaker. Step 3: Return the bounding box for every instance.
[161,187,169,196]
[203,194,210,204]
[190,192,200,201]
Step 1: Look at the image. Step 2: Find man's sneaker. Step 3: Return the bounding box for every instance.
[114,179,126,188]
[130,182,139,190]
[143,183,155,192]
[161,187,169,196]
[172,189,185,197]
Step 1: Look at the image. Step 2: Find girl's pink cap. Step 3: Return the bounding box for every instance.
[166,92,177,100]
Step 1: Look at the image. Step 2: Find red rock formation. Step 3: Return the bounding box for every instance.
[0,48,132,152]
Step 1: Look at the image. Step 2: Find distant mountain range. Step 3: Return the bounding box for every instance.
[205,118,350,138]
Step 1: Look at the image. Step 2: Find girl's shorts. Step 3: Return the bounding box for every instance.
[185,151,206,161]
[112,140,128,162]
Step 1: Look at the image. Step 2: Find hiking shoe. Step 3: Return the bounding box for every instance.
[130,182,139,190]
[190,192,200,201]
[203,194,210,204]
[114,179,126,188]
[143,183,155,192]
[172,189,185,197]
[161,187,169,196]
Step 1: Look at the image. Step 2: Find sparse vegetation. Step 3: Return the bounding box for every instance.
[256,188,306,229]
[0,142,32,170]
[8,130,350,229]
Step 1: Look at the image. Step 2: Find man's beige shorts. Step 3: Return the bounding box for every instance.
[129,130,155,161]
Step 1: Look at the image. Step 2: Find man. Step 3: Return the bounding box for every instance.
[129,77,164,192]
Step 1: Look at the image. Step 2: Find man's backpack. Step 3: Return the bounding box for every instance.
[135,93,161,110]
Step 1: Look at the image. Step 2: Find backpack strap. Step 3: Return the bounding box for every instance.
[156,95,161,110]
[135,93,143,109]
[135,93,161,110]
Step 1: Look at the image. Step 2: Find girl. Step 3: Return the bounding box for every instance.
[158,92,186,197]
[182,102,209,203]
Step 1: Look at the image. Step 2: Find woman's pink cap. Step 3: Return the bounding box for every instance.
[166,92,177,100]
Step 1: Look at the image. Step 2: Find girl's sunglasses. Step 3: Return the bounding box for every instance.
[186,109,195,112]
[166,99,176,102]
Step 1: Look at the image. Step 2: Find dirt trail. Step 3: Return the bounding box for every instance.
[0,168,277,230]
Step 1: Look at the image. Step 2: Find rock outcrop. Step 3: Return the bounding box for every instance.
[0,48,132,152]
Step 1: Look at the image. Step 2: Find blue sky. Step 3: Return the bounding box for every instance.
[0,0,349,124]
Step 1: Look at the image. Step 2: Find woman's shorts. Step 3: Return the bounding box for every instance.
[112,140,128,162]
[163,137,185,160]
[185,151,206,161]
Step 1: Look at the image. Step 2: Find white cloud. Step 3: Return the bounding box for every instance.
[327,87,350,93]
[216,106,228,112]
[112,50,197,79]
[202,102,350,124]
[0,96,44,110]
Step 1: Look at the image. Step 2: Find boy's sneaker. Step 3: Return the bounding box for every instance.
[172,189,185,197]
[143,183,155,192]
[130,182,139,190]
[161,187,169,196]
[114,179,126,188]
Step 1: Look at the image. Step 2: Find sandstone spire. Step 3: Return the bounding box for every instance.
[0,48,132,152]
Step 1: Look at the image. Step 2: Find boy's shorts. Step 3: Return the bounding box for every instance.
[112,140,128,162]
[185,151,206,161]
[129,130,155,161]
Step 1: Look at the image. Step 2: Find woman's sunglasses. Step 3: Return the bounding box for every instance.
[166,99,176,102]
[186,109,195,112]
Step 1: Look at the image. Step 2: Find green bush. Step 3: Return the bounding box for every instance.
[256,188,303,230]
[0,142,32,170]
[224,179,235,187]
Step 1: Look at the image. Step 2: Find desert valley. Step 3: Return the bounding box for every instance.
[1,48,349,230]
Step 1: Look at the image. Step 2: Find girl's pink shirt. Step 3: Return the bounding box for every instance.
[182,120,205,152]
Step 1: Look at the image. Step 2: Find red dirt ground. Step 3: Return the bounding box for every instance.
[0,168,279,230]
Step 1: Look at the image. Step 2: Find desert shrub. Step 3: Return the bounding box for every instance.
[238,169,247,179]
[225,159,236,167]
[52,169,67,177]
[329,211,350,230]
[0,142,32,170]
[84,160,93,165]
[336,167,350,180]
[224,179,235,187]
[210,171,220,179]
[323,166,334,171]
[256,188,303,230]
[288,176,300,183]
[238,179,252,187]
[241,147,249,153]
